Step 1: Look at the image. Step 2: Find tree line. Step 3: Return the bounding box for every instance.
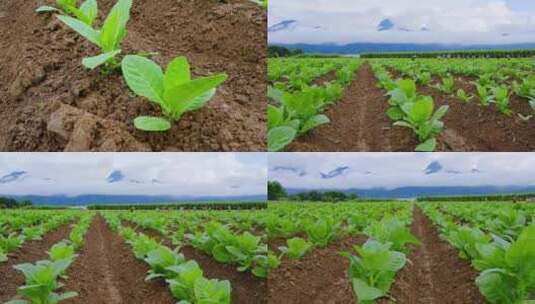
[268,181,358,202]
[0,196,33,209]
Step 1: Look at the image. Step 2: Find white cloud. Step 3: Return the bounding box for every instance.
[0,153,267,197]
[268,0,535,44]
[268,152,535,189]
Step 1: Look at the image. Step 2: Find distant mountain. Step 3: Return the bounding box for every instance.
[286,186,535,199]
[270,42,535,55]
[4,194,267,206]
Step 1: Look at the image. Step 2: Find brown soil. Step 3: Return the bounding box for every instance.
[0,0,265,152]
[381,208,485,304]
[289,63,417,151]
[62,215,174,304]
[128,222,267,304]
[312,70,337,86]
[267,236,365,304]
[0,224,72,302]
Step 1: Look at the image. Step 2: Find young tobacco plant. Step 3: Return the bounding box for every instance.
[456,89,473,103]
[491,86,512,115]
[6,260,78,304]
[393,96,449,152]
[121,55,227,131]
[278,237,312,260]
[37,0,98,26]
[57,0,132,70]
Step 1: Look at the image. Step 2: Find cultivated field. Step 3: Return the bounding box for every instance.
[0,209,270,303]
[268,56,535,151]
[0,0,266,152]
[265,201,535,303]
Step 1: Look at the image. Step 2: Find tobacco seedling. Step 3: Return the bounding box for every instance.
[37,0,98,26]
[144,246,186,281]
[433,75,455,95]
[490,86,511,115]
[7,260,78,304]
[456,89,473,103]
[57,0,132,70]
[278,237,312,259]
[393,96,449,152]
[121,55,227,131]
[48,241,77,263]
[476,84,492,106]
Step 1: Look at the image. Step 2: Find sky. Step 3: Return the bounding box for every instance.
[0,153,267,197]
[268,0,535,45]
[268,153,535,189]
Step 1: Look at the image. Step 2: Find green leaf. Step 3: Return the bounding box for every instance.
[386,107,404,121]
[121,55,165,105]
[267,105,283,129]
[164,56,191,90]
[268,127,296,152]
[57,15,100,46]
[100,0,132,52]
[415,138,436,152]
[300,114,330,134]
[182,89,216,113]
[163,74,227,109]
[409,97,434,124]
[268,86,285,104]
[36,6,60,13]
[82,50,121,70]
[134,116,171,132]
[79,0,98,26]
[352,278,384,301]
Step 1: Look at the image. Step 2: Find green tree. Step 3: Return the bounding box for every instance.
[268,181,287,201]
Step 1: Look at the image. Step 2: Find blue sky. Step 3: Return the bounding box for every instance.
[0,153,267,196]
[269,153,535,189]
[269,0,535,45]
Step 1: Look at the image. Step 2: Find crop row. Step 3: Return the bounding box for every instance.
[267,58,362,151]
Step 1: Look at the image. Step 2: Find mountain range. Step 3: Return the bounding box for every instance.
[268,18,535,54]
[285,186,535,199]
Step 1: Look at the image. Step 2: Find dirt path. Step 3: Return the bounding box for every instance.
[0,224,72,302]
[289,63,416,151]
[267,235,365,304]
[63,215,174,304]
[382,208,485,304]
[126,222,267,304]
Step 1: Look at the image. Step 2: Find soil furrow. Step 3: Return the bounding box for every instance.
[382,207,486,304]
[267,235,366,304]
[63,214,174,304]
[289,63,416,151]
[125,221,267,304]
[0,224,73,302]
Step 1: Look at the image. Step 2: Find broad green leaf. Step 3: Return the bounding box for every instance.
[36,6,60,13]
[121,55,165,104]
[182,89,216,113]
[476,269,517,304]
[415,138,436,152]
[82,50,121,70]
[268,127,296,152]
[164,57,191,90]
[163,74,227,108]
[100,0,132,52]
[267,105,283,129]
[352,278,384,301]
[268,86,285,104]
[409,97,434,124]
[300,114,329,134]
[432,105,449,121]
[386,107,404,121]
[79,0,98,26]
[57,15,101,46]
[134,116,171,132]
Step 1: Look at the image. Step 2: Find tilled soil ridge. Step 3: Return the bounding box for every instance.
[63,215,174,304]
[289,63,416,151]
[0,224,73,302]
[381,207,486,304]
[267,235,366,304]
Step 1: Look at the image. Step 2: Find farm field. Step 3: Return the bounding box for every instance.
[0,0,266,152]
[265,201,535,303]
[268,56,535,152]
[0,208,270,303]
